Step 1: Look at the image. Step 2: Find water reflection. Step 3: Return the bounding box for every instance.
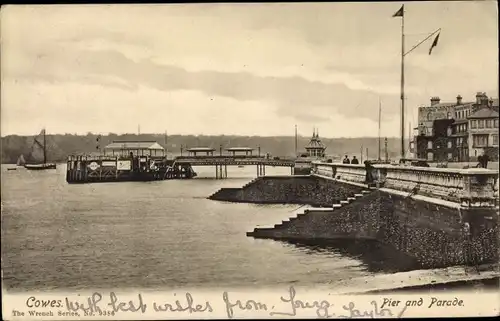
[280,239,420,273]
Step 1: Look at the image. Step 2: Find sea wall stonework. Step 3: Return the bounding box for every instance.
[232,175,498,268]
[209,176,365,206]
[377,192,498,268]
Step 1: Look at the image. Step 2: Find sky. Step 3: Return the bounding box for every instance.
[1,2,498,138]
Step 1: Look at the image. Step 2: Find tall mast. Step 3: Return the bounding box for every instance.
[165,130,168,156]
[43,128,47,164]
[294,124,298,156]
[400,5,406,159]
[408,121,411,157]
[378,98,382,160]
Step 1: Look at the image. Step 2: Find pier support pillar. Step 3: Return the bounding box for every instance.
[215,165,219,179]
[224,165,227,178]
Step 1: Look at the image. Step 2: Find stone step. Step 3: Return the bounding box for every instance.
[347,197,356,201]
[340,200,349,205]
[354,193,364,197]
[332,204,342,208]
[361,190,371,194]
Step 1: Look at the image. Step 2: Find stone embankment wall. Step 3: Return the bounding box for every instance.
[231,175,498,269]
[208,176,365,206]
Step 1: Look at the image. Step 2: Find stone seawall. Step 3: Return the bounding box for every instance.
[208,175,365,206]
[377,191,498,268]
[236,175,498,269]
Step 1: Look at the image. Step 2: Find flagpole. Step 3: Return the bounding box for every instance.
[400,6,405,160]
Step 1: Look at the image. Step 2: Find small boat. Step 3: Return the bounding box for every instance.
[7,168,17,171]
[24,163,57,170]
[238,165,244,168]
[24,129,57,170]
[16,154,26,167]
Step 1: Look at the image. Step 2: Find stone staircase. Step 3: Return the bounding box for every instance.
[208,177,262,200]
[247,189,372,238]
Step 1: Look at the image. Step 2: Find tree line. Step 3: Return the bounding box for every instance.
[1,133,403,164]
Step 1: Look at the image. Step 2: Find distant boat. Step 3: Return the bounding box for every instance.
[7,168,17,171]
[16,154,26,166]
[238,165,244,168]
[24,129,57,170]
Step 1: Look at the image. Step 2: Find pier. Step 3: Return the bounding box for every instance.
[66,142,296,183]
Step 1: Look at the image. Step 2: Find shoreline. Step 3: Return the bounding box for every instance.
[359,276,499,294]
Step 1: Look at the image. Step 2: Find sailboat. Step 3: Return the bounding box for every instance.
[7,155,25,171]
[17,154,26,166]
[24,129,57,170]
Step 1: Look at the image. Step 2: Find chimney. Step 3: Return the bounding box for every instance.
[480,92,489,106]
[430,96,440,106]
[456,95,462,105]
[476,92,484,104]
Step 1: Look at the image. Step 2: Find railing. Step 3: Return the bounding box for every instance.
[313,162,366,184]
[312,161,499,206]
[174,157,295,166]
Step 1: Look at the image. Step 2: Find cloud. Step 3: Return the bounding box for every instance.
[1,2,498,138]
[5,46,400,123]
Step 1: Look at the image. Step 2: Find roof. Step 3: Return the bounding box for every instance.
[105,141,164,150]
[305,135,326,150]
[225,147,254,151]
[452,119,468,125]
[468,107,499,119]
[186,147,216,152]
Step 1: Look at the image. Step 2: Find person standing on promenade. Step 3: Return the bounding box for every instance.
[482,153,490,168]
[342,155,350,164]
[351,156,359,164]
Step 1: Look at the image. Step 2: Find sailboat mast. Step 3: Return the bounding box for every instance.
[378,99,381,160]
[294,124,298,157]
[164,130,168,157]
[43,129,47,164]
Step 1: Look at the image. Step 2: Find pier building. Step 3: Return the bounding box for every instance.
[226,147,256,157]
[186,147,216,157]
[104,141,166,157]
[294,128,328,175]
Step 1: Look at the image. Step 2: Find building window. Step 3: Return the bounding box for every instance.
[486,119,493,128]
[494,119,499,128]
[478,120,485,128]
[448,153,453,160]
[493,134,499,146]
[447,141,452,148]
[427,141,433,149]
[473,134,489,147]
[471,120,477,129]
[427,152,433,161]
[447,127,452,136]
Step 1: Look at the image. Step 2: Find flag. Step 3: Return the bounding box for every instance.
[429,32,440,55]
[392,5,404,17]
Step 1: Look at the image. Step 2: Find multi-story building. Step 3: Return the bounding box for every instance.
[468,98,499,161]
[414,92,499,162]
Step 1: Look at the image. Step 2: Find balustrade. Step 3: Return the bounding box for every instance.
[312,161,498,207]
